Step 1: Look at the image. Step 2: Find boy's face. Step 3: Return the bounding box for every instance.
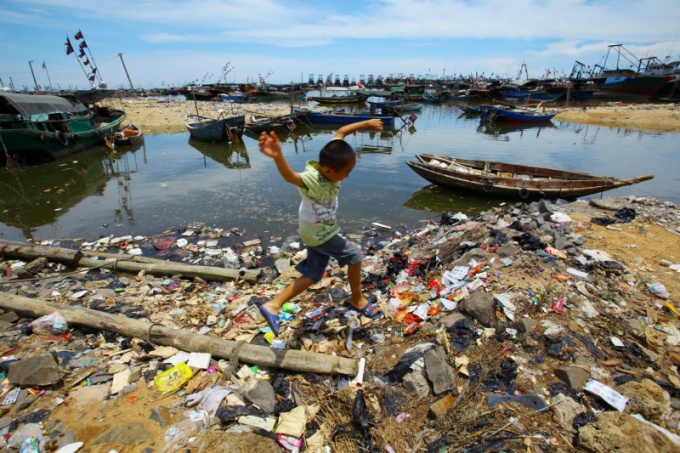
[321,157,356,183]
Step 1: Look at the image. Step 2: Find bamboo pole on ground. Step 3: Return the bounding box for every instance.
[0,292,358,376]
[0,241,261,283]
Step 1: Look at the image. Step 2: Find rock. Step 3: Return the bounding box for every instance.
[538,199,555,214]
[437,312,466,329]
[67,384,110,409]
[243,378,276,413]
[429,394,457,419]
[7,423,43,450]
[403,368,430,398]
[589,197,630,211]
[7,353,61,386]
[618,379,671,424]
[551,393,582,434]
[424,346,457,395]
[554,366,591,391]
[496,243,519,256]
[578,411,678,452]
[460,292,497,328]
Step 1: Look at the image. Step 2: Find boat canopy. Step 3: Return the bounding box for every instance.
[0,93,89,117]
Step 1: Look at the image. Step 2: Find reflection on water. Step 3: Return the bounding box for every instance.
[188,138,251,169]
[403,185,498,215]
[0,101,677,243]
[0,143,144,239]
[476,121,558,140]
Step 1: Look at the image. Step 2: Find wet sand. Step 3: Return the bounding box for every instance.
[116,98,680,135]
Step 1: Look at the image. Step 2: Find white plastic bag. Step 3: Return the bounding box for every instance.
[30,311,68,335]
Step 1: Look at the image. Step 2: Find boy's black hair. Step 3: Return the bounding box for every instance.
[318,139,356,171]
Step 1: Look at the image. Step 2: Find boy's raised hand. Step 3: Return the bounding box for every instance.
[259,131,282,159]
[365,118,384,132]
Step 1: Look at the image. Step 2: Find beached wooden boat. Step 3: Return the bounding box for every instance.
[0,92,126,166]
[294,108,394,126]
[406,154,654,200]
[480,105,558,123]
[185,113,245,142]
[244,112,305,134]
[112,124,143,146]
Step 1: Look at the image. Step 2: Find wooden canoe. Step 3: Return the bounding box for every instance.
[406,154,654,200]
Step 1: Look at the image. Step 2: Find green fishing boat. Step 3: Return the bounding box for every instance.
[0,92,126,166]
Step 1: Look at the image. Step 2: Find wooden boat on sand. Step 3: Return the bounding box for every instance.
[406,154,654,200]
[185,112,245,142]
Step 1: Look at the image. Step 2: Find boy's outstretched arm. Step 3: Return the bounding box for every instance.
[259,131,304,187]
[334,119,383,140]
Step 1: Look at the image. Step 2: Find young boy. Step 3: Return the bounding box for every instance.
[258,119,385,335]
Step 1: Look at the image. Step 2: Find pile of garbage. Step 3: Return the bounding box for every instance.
[0,197,678,452]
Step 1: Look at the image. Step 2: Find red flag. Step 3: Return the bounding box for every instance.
[42,61,47,70]
[65,36,74,55]
[83,58,90,66]
[79,40,88,49]
[78,49,86,58]
[74,30,84,40]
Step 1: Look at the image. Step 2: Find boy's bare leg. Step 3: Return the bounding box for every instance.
[261,276,314,315]
[348,261,372,311]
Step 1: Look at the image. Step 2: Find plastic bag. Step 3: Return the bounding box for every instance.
[30,311,68,335]
[650,283,669,300]
[154,361,193,393]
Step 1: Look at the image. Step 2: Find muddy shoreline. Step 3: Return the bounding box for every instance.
[115,98,680,135]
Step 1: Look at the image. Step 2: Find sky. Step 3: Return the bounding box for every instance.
[1,0,680,91]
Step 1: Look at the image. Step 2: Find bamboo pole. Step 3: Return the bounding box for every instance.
[0,293,358,376]
[0,241,261,283]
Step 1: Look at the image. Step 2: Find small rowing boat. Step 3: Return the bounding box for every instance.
[406,154,654,200]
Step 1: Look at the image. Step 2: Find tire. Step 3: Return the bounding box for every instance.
[54,131,68,146]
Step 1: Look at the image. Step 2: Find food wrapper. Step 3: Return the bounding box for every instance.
[154,361,193,393]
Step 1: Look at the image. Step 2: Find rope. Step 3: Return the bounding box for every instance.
[146,322,165,344]
[224,340,246,382]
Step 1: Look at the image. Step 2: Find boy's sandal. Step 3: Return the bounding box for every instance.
[258,304,280,335]
[349,295,383,320]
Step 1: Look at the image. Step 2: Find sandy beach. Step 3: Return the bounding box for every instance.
[115,98,680,135]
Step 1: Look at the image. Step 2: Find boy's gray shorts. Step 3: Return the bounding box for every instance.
[295,234,363,283]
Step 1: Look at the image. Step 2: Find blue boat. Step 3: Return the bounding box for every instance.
[480,105,558,123]
[295,108,394,126]
[185,113,245,142]
[368,99,402,108]
[219,93,245,103]
[499,90,563,102]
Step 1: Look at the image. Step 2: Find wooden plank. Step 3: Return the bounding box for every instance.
[0,240,261,283]
[0,292,358,376]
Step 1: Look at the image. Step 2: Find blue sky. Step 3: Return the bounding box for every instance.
[1,0,679,90]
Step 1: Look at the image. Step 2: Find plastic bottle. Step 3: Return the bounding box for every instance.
[566,267,589,279]
[160,410,209,452]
